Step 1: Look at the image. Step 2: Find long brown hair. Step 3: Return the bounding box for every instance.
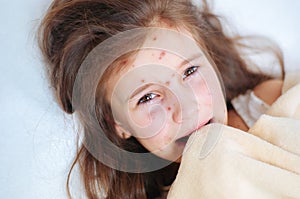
[38,0,284,198]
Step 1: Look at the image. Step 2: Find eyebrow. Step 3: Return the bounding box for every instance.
[177,53,203,69]
[129,84,153,101]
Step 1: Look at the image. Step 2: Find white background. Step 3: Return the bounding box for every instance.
[0,0,299,198]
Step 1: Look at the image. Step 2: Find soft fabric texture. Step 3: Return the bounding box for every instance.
[167,72,300,199]
[231,90,270,128]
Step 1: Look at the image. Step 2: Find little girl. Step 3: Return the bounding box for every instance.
[38,0,284,198]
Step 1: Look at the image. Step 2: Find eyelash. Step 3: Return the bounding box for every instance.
[137,65,199,105]
[137,93,159,105]
[182,65,199,79]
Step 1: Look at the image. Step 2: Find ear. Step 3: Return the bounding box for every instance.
[115,122,132,139]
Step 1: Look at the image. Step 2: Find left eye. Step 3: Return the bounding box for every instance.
[183,66,199,79]
[137,93,158,105]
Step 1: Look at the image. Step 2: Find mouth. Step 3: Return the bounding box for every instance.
[175,119,212,145]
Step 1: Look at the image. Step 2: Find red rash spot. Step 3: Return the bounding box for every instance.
[121,60,128,65]
[165,81,170,86]
[153,36,157,41]
[159,51,166,60]
[141,79,145,83]
[167,107,171,111]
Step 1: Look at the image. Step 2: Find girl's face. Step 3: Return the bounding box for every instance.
[107,28,227,162]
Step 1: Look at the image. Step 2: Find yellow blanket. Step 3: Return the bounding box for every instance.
[167,72,300,199]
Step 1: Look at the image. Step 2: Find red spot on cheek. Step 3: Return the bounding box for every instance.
[159,51,166,60]
[167,107,171,111]
[167,23,174,28]
[121,60,128,65]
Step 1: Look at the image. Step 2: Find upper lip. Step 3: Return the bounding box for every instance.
[176,118,212,141]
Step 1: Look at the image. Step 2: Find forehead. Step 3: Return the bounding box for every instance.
[132,27,202,68]
[106,27,204,98]
[132,49,183,71]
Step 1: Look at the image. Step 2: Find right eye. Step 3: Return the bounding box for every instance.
[137,93,158,105]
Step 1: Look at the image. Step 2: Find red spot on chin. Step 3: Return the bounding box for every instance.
[167,107,171,111]
[159,51,166,60]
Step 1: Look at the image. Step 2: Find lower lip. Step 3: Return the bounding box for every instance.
[176,141,188,148]
[175,135,191,148]
[176,119,213,147]
[195,118,212,132]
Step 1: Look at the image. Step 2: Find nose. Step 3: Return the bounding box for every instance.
[169,82,198,124]
[169,71,198,124]
[172,102,182,124]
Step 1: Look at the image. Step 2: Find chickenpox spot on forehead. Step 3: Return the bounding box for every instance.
[159,51,166,60]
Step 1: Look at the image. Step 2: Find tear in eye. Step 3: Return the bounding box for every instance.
[183,66,199,79]
[137,93,158,105]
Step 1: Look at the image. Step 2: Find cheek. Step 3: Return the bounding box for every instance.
[128,105,168,139]
[189,74,213,106]
[138,124,177,154]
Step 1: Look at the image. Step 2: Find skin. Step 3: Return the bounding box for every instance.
[106,27,283,163]
[107,28,227,162]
